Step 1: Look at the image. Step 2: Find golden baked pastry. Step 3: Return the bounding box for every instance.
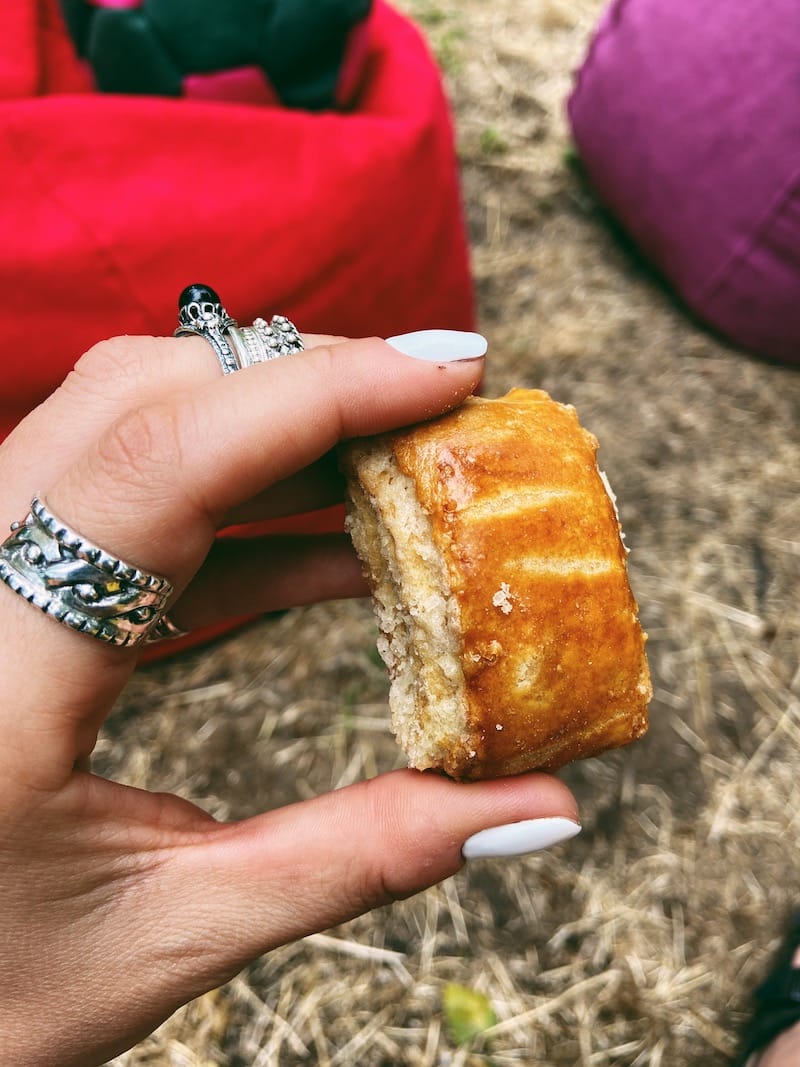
[340,388,651,780]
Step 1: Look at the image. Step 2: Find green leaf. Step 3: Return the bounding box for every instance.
[443,983,497,1045]
[479,126,508,156]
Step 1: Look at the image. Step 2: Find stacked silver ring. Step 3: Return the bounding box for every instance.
[175,284,303,374]
[228,315,305,368]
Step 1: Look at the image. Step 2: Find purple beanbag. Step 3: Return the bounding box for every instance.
[568,0,800,365]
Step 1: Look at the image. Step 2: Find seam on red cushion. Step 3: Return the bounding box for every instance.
[3,112,155,331]
[335,11,374,110]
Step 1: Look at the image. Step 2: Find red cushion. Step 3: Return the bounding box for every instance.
[0,0,474,441]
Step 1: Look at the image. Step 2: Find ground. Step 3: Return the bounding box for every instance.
[106,2,800,1064]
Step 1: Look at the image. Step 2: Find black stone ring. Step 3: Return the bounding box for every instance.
[175,283,239,375]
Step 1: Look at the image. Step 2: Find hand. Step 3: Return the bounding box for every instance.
[0,331,580,1066]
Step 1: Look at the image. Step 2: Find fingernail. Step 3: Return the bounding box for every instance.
[461,817,581,860]
[386,329,488,362]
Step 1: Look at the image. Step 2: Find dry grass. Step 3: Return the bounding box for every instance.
[105,1,800,1063]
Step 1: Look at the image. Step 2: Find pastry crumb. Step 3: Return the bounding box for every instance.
[492,583,514,614]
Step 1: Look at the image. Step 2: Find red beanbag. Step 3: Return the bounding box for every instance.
[0,0,475,442]
[0,0,475,658]
[568,0,800,365]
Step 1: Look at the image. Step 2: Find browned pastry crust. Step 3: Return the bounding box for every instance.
[340,388,652,780]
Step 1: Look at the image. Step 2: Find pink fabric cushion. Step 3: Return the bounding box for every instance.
[568,0,800,365]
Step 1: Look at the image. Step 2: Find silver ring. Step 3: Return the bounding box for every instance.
[228,315,305,368]
[175,283,239,375]
[0,497,173,647]
[145,613,189,644]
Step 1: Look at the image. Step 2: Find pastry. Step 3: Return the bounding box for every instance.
[340,388,651,779]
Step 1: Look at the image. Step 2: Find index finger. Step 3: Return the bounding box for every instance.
[0,332,348,532]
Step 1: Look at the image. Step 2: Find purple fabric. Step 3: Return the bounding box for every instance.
[568,0,800,365]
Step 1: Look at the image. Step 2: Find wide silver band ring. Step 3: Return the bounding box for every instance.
[175,284,303,373]
[145,613,189,644]
[0,497,174,647]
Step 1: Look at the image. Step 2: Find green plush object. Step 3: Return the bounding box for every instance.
[59,0,371,109]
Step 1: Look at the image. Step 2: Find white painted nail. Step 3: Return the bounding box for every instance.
[386,329,488,362]
[461,817,581,860]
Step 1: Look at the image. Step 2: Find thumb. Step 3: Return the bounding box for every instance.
[166,769,580,987]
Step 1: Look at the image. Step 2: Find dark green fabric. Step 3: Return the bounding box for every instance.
[58,0,372,109]
[733,913,800,1066]
[90,9,183,97]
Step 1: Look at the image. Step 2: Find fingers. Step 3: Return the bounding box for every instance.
[45,337,483,587]
[168,533,367,630]
[162,770,580,986]
[0,333,342,527]
[222,449,346,526]
[0,334,483,780]
[0,767,577,1063]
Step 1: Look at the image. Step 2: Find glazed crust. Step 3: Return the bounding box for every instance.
[344,388,651,779]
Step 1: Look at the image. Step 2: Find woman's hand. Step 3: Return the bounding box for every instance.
[0,331,579,1066]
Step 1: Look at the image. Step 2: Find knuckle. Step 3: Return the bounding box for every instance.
[94,401,186,493]
[306,345,347,434]
[354,775,424,906]
[304,333,349,351]
[69,336,157,392]
[307,341,337,377]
